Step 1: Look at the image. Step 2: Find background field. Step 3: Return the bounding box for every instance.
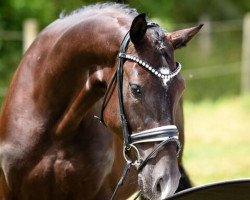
[183,96,250,185]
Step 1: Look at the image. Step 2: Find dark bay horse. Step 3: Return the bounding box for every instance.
[0,3,202,200]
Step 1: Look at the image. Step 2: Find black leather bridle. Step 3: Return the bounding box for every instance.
[97,22,182,200]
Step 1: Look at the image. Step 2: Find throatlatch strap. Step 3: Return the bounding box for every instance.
[98,71,117,126]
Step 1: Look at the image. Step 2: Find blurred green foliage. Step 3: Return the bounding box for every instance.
[176,29,242,101]
[0,0,250,103]
[130,0,250,23]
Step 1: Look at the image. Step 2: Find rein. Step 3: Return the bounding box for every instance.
[97,22,182,200]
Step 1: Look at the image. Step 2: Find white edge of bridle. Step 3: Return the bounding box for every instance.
[131,136,179,145]
[132,125,178,135]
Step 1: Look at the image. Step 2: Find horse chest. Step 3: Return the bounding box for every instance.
[1,141,113,199]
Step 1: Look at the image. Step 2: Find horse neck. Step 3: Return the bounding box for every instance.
[41,17,131,136]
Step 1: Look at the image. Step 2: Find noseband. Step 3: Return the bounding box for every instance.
[97,22,182,200]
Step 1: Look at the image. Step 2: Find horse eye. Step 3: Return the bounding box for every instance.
[129,83,142,98]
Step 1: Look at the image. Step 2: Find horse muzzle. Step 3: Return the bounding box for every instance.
[137,141,181,200]
[139,166,181,200]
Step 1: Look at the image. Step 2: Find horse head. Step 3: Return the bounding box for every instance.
[103,14,202,200]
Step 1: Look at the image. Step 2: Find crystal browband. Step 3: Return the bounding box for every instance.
[119,52,182,85]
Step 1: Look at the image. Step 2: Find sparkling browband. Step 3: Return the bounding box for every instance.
[119,52,182,85]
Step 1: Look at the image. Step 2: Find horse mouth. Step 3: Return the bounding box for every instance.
[140,191,174,200]
[140,194,151,200]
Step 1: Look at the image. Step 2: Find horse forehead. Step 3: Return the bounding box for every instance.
[148,27,169,48]
[143,29,174,68]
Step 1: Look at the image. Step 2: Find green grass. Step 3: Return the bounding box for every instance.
[183,96,250,185]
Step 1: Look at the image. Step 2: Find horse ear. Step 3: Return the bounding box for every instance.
[166,24,203,49]
[130,13,147,44]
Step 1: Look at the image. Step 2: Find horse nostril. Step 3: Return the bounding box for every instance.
[156,178,163,194]
[156,182,161,193]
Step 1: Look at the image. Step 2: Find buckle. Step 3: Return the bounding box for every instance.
[122,144,142,169]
